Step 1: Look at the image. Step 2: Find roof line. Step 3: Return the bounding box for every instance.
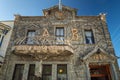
[0,20,14,22]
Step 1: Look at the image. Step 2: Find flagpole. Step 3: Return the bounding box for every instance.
[59,0,62,11]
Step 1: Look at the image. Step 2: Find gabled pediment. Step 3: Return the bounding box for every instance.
[43,5,77,12]
[26,23,40,29]
[83,47,116,62]
[0,23,11,34]
[0,23,11,30]
[43,5,77,19]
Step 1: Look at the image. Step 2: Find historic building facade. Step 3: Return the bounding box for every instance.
[1,5,120,80]
[0,21,13,70]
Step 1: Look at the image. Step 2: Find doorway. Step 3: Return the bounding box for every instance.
[91,77,108,80]
[89,65,111,80]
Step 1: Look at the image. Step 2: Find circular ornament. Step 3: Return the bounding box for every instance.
[55,11,65,20]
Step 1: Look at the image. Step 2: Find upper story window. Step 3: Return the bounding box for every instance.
[26,30,35,44]
[55,27,64,44]
[0,30,4,47]
[0,35,4,47]
[85,30,95,44]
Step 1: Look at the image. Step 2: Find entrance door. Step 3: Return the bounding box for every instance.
[90,65,111,80]
[91,77,108,80]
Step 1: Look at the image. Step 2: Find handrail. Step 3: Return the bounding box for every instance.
[14,36,71,46]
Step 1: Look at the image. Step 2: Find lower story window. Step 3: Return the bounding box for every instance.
[27,64,35,80]
[57,64,67,80]
[12,64,24,80]
[42,64,52,80]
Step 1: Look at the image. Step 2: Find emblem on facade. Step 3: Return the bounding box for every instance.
[44,12,48,16]
[71,28,79,40]
[55,11,65,20]
[42,28,49,37]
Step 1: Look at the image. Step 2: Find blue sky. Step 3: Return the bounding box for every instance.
[0,0,120,66]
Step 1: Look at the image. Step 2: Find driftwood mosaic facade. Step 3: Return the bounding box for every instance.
[0,5,120,80]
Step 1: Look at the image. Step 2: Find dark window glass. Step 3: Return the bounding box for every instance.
[57,64,67,80]
[12,64,24,80]
[85,30,95,44]
[90,65,112,80]
[26,30,35,44]
[3,29,8,34]
[42,65,52,80]
[0,35,4,46]
[56,27,64,44]
[27,64,35,80]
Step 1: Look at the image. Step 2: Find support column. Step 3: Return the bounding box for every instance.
[85,62,91,80]
[68,56,75,80]
[35,61,42,78]
[7,62,16,80]
[52,64,57,80]
[67,63,72,80]
[22,63,29,80]
[110,63,118,80]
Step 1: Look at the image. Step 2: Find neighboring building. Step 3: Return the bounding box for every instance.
[1,5,120,80]
[0,21,13,68]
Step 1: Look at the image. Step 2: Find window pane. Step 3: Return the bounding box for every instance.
[56,29,60,36]
[28,31,35,37]
[42,65,52,80]
[26,30,35,44]
[85,30,94,44]
[86,37,92,44]
[0,36,4,46]
[12,64,24,80]
[57,64,67,80]
[27,64,35,80]
[60,29,64,36]
[85,31,92,37]
[56,27,64,44]
[56,37,64,44]
[56,27,64,36]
